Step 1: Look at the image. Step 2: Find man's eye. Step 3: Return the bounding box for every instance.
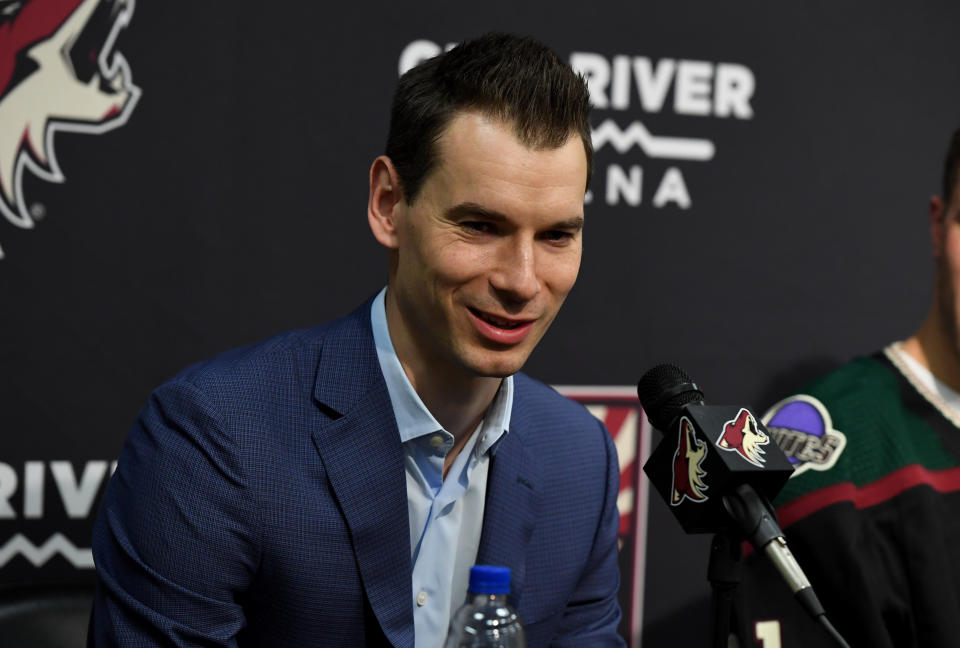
[463,222,492,233]
[543,230,574,243]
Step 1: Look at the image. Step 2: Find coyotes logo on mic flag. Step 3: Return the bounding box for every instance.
[644,402,793,535]
[671,416,708,505]
[717,407,769,468]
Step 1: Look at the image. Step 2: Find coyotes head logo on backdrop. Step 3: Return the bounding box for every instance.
[0,0,140,258]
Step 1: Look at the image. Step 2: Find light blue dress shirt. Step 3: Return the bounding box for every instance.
[371,288,513,648]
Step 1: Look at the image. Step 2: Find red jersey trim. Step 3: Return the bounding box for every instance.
[744,464,960,556]
[778,463,960,529]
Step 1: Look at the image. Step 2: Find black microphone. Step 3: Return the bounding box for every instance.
[638,364,835,628]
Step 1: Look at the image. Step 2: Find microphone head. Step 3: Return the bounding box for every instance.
[637,364,705,431]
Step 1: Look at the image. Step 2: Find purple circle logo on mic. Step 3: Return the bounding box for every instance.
[761,395,846,477]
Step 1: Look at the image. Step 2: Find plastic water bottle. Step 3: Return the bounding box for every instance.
[444,565,526,648]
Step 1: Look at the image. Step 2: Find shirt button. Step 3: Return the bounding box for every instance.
[429,435,444,448]
[416,590,428,606]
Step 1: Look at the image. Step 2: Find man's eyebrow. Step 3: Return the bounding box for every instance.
[445,202,508,222]
[553,216,585,231]
[446,202,585,230]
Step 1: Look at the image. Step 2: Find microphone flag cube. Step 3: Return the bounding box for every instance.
[643,404,793,534]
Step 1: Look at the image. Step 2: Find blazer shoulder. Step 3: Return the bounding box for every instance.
[512,372,597,424]
[171,327,325,392]
[511,373,611,462]
[166,298,376,403]
[162,315,360,422]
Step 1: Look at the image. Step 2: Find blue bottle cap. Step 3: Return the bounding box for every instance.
[468,565,511,594]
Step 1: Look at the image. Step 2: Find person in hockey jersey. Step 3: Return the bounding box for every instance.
[736,126,960,648]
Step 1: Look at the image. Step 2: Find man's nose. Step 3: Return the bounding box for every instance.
[489,237,540,303]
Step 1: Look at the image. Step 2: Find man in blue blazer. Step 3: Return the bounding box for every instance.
[90,33,624,647]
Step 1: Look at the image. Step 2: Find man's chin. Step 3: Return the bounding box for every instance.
[463,350,529,379]
[470,364,525,379]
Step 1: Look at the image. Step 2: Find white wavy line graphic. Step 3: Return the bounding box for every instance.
[592,119,715,161]
[0,533,93,568]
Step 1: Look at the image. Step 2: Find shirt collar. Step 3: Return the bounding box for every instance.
[371,287,512,454]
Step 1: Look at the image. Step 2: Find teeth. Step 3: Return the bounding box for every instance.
[479,312,521,329]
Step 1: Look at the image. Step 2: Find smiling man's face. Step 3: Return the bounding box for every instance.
[385,110,587,382]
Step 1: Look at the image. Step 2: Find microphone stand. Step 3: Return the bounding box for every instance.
[708,531,742,648]
[710,486,852,648]
[709,486,779,648]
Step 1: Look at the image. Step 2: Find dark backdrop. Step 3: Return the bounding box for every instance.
[2,1,959,645]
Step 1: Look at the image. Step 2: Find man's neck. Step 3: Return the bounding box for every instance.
[410,364,502,442]
[902,310,960,393]
[383,293,503,476]
[402,361,501,479]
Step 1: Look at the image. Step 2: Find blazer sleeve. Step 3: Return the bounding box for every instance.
[88,379,260,647]
[551,418,626,647]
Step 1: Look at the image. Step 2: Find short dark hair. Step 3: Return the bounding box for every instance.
[385,33,593,203]
[944,126,960,207]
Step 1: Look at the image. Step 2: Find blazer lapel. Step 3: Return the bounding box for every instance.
[310,303,414,648]
[475,402,542,608]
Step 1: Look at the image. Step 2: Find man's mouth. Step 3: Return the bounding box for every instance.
[468,308,531,330]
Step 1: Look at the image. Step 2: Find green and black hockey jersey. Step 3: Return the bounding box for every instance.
[736,345,960,648]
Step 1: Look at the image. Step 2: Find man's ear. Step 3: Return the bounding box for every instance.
[930,194,946,260]
[368,156,404,250]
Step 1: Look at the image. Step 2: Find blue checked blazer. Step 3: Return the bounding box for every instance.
[89,299,625,647]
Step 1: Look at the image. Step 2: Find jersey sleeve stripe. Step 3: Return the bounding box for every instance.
[776,463,960,530]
